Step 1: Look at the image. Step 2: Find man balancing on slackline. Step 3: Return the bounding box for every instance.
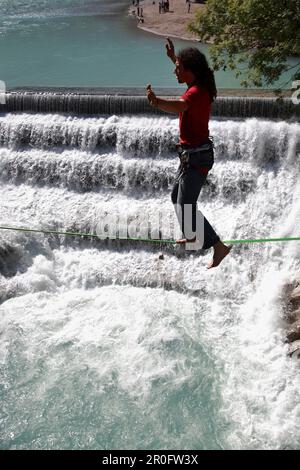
[146,38,231,269]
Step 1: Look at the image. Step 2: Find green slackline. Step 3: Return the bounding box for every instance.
[0,225,300,245]
[0,225,174,244]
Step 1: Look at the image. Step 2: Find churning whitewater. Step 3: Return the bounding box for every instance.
[0,112,300,450]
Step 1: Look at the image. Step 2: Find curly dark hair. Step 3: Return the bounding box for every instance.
[177,47,217,102]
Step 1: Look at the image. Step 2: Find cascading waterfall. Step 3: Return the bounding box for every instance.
[1,93,300,119]
[1,110,300,450]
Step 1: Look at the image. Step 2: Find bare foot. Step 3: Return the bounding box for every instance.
[207,242,232,269]
[176,237,196,244]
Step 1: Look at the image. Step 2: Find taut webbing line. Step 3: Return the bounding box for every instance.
[0,225,299,245]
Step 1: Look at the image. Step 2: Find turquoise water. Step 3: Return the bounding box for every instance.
[1,113,300,450]
[0,0,297,89]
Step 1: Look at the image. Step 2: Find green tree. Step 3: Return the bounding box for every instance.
[187,0,300,93]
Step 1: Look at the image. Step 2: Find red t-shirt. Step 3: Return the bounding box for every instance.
[179,84,211,147]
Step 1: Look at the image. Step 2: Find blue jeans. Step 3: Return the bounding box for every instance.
[171,163,220,249]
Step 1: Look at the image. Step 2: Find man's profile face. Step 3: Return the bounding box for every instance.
[174,59,186,84]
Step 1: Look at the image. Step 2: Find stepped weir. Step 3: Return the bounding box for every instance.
[1,87,299,120]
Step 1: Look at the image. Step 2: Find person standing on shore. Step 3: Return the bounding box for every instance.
[146,38,231,269]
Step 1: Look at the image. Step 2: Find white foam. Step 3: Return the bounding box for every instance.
[1,114,300,449]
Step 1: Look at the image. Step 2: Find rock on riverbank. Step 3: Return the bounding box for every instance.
[283,283,300,359]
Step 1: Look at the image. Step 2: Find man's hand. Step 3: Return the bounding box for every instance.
[146,84,158,108]
[146,84,187,114]
[165,37,176,63]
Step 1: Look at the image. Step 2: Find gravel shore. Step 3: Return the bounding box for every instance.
[128,0,206,42]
